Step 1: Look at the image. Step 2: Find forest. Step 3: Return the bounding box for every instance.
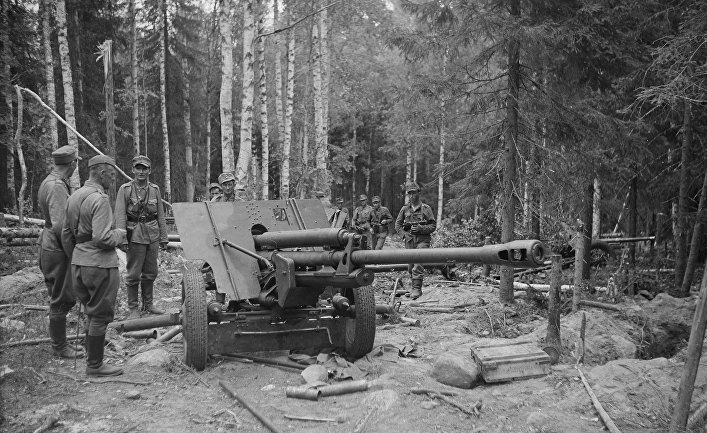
[0,0,706,299]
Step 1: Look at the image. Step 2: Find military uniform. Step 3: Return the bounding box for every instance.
[211,172,245,202]
[394,182,436,299]
[352,194,374,249]
[62,155,126,376]
[207,182,222,201]
[330,198,350,229]
[370,196,394,250]
[115,155,168,316]
[38,145,83,358]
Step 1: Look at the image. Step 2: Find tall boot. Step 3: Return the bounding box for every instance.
[141,280,164,314]
[85,334,123,377]
[410,279,423,300]
[49,318,84,359]
[126,283,141,319]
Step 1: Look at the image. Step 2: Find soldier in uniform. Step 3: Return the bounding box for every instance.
[211,172,244,202]
[370,196,394,250]
[395,182,436,299]
[330,197,350,229]
[62,155,127,376]
[37,145,84,358]
[352,194,374,249]
[207,183,221,201]
[115,155,168,319]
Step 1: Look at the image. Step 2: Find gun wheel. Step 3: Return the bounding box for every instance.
[182,262,208,371]
[344,285,376,358]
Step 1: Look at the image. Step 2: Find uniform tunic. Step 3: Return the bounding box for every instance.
[62,180,125,328]
[115,181,168,293]
[211,192,244,202]
[394,202,437,279]
[352,204,374,249]
[330,208,350,229]
[370,205,394,250]
[37,170,75,316]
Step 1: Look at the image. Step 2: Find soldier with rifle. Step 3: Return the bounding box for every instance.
[37,145,84,359]
[115,155,168,319]
[395,182,437,299]
[62,155,127,376]
[352,194,374,249]
[370,196,393,250]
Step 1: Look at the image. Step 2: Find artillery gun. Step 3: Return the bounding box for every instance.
[172,199,546,371]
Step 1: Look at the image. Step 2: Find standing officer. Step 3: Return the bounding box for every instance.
[330,197,350,229]
[352,194,374,249]
[37,145,83,358]
[370,196,394,250]
[211,172,243,202]
[207,183,222,201]
[395,182,436,299]
[62,155,127,377]
[115,155,168,319]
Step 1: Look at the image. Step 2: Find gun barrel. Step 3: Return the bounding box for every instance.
[253,228,353,250]
[269,240,546,268]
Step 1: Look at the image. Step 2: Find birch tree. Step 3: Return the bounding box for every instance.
[183,58,194,201]
[41,0,58,152]
[129,0,140,154]
[257,5,269,199]
[316,3,330,196]
[205,0,219,183]
[273,0,285,174]
[2,0,14,204]
[312,19,324,192]
[56,0,80,189]
[159,0,171,200]
[236,0,255,187]
[219,0,235,173]
[280,8,294,199]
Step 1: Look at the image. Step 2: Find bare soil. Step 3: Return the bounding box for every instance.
[1,242,704,433]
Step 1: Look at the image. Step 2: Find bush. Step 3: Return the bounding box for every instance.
[433,210,501,248]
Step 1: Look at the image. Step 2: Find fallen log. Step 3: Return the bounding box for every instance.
[1,214,45,226]
[0,227,43,238]
[0,304,48,311]
[578,300,623,312]
[407,306,454,313]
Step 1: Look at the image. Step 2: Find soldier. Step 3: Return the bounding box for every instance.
[211,172,243,202]
[207,183,221,201]
[37,145,84,359]
[115,155,168,319]
[370,196,394,250]
[395,182,436,299]
[62,155,127,376]
[330,197,350,229]
[352,194,374,249]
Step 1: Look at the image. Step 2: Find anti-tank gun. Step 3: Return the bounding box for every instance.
[172,199,547,370]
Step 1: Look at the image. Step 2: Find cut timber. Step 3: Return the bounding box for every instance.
[578,300,622,312]
[1,214,45,226]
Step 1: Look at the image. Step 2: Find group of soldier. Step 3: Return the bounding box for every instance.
[38,146,168,377]
[326,181,437,300]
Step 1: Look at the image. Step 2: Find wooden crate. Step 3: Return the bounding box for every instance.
[470,341,551,383]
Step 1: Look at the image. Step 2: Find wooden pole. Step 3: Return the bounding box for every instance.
[102,40,116,204]
[14,86,28,223]
[482,236,492,277]
[669,266,707,432]
[546,255,562,350]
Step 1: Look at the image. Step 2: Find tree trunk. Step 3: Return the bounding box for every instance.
[236,0,255,187]
[183,58,194,202]
[351,113,357,201]
[42,0,59,152]
[281,11,294,200]
[318,2,330,195]
[365,131,371,194]
[219,0,235,173]
[257,7,269,199]
[273,0,285,168]
[129,0,139,154]
[437,124,445,229]
[56,0,80,190]
[298,27,312,200]
[205,0,218,185]
[582,180,594,281]
[102,40,116,203]
[73,7,84,130]
[159,0,171,200]
[14,87,28,220]
[675,100,692,288]
[573,181,594,311]
[682,169,707,294]
[592,177,601,239]
[628,173,638,268]
[499,0,520,304]
[2,0,15,208]
[312,18,325,193]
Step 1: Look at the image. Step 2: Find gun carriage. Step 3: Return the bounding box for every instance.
[172,199,546,370]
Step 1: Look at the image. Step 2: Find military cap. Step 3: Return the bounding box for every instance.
[405,181,420,193]
[314,190,325,198]
[336,197,344,204]
[371,196,381,203]
[52,145,80,164]
[132,155,151,168]
[218,172,236,184]
[208,182,221,191]
[358,194,368,201]
[88,154,117,168]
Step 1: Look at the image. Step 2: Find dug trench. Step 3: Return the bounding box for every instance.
[0,247,705,433]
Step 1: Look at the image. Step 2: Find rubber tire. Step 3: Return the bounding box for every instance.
[344,285,376,358]
[182,263,208,371]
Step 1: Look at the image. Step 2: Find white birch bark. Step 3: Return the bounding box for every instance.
[257,7,269,199]
[159,0,171,199]
[437,125,445,228]
[280,14,294,200]
[42,0,58,152]
[236,0,255,187]
[319,4,330,195]
[56,0,80,189]
[592,177,601,239]
[273,0,285,165]
[312,20,324,192]
[219,0,235,172]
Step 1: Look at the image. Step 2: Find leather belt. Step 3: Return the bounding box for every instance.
[128,215,157,223]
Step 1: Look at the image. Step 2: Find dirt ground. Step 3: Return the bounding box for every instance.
[1,240,705,433]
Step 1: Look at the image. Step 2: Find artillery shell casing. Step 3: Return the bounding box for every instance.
[318,380,369,397]
[285,386,321,401]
